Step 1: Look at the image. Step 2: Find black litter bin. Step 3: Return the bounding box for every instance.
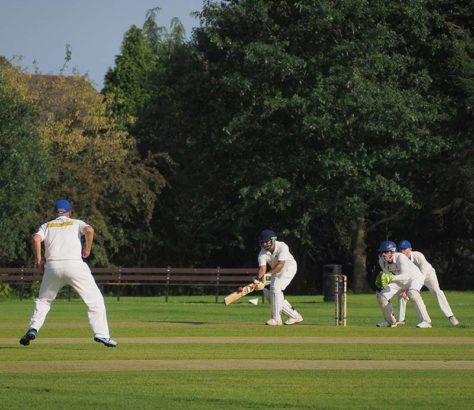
[323,264,342,301]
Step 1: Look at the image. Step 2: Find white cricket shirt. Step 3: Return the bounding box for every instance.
[35,216,89,261]
[258,240,297,271]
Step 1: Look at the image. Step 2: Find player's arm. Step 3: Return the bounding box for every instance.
[271,260,285,275]
[82,225,94,258]
[32,234,44,271]
[257,265,267,280]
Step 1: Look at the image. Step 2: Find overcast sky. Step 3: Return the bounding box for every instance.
[0,0,204,90]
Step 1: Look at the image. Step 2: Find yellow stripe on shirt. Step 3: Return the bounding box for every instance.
[47,221,74,228]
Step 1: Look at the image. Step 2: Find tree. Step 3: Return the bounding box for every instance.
[103,25,156,125]
[180,1,447,290]
[0,63,50,263]
[103,8,186,130]
[30,74,165,266]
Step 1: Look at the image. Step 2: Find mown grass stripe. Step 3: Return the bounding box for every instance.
[2,336,474,344]
[1,359,473,372]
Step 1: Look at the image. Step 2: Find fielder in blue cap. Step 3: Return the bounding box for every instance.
[54,199,72,215]
[19,199,118,347]
[396,240,459,326]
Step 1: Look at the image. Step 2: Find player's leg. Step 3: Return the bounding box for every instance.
[397,293,408,325]
[267,289,284,325]
[266,272,294,325]
[276,268,303,325]
[424,272,458,324]
[263,286,300,322]
[375,284,399,327]
[376,293,397,327]
[20,266,65,345]
[28,266,65,331]
[282,299,303,324]
[407,289,432,328]
[67,262,116,345]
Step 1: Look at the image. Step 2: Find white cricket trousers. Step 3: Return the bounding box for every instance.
[398,271,454,320]
[28,260,110,338]
[270,265,297,321]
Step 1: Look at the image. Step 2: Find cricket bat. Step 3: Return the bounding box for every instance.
[224,282,259,305]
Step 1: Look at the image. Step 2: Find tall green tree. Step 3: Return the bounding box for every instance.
[0,63,50,263]
[30,74,165,266]
[103,8,186,131]
[181,1,446,289]
[103,25,156,125]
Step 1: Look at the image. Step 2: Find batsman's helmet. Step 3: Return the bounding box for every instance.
[258,229,277,242]
[377,240,397,253]
[398,240,412,250]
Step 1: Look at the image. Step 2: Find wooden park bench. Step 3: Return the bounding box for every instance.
[0,267,259,303]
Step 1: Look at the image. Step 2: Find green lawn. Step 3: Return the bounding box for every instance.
[0,291,473,409]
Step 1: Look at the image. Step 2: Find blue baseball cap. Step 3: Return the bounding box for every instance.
[54,199,71,214]
[398,240,412,250]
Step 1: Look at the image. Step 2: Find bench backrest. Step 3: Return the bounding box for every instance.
[0,267,259,302]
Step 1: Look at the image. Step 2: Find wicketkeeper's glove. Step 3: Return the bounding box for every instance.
[375,271,395,289]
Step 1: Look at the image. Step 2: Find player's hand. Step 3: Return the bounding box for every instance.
[36,260,45,273]
[82,248,91,258]
[255,281,265,291]
[375,272,395,289]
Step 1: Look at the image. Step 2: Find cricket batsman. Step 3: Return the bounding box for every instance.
[257,229,303,326]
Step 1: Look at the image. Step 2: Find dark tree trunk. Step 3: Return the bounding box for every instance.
[352,216,371,293]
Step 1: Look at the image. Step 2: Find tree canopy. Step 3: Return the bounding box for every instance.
[1,1,473,291]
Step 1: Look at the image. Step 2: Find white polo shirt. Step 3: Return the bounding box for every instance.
[407,251,436,276]
[378,252,424,279]
[258,240,297,272]
[35,216,89,261]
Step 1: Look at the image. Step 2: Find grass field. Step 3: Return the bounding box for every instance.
[0,291,473,409]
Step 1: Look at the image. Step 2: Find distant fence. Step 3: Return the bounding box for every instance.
[0,267,258,303]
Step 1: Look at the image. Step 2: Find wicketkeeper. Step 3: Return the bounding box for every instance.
[375,240,432,328]
[257,229,303,326]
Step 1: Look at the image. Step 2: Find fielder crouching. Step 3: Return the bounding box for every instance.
[375,240,432,328]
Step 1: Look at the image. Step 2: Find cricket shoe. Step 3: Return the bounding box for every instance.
[266,318,283,326]
[376,321,397,328]
[416,321,432,329]
[449,316,460,326]
[396,320,406,326]
[94,336,118,347]
[284,313,303,325]
[19,328,37,346]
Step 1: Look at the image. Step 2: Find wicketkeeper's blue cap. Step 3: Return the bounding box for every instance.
[398,240,412,250]
[54,199,71,214]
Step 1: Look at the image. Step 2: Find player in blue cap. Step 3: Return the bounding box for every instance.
[375,240,432,328]
[19,199,117,347]
[396,240,459,326]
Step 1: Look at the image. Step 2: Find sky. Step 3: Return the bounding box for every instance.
[0,0,204,90]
